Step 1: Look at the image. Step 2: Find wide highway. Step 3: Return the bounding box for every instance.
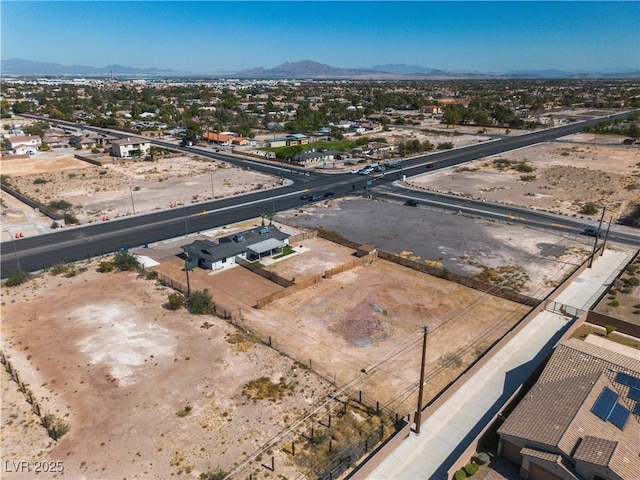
[2,111,638,277]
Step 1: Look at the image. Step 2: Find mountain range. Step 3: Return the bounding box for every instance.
[2,58,638,79]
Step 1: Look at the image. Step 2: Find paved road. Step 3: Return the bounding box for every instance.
[2,111,638,277]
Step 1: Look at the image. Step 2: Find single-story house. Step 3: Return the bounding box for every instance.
[110,137,151,158]
[268,133,308,148]
[293,150,341,167]
[183,225,290,270]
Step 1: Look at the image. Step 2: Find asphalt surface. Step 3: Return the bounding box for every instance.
[3,111,638,278]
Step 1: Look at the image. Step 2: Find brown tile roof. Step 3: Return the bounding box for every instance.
[498,371,598,446]
[573,436,617,467]
[538,338,640,385]
[498,338,640,479]
[520,448,561,463]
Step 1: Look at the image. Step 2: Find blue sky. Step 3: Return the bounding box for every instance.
[2,1,638,73]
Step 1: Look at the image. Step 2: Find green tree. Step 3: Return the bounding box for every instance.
[628,123,640,140]
[442,105,462,127]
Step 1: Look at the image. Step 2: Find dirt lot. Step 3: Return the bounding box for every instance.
[1,148,281,235]
[1,266,336,479]
[407,135,640,223]
[278,198,592,298]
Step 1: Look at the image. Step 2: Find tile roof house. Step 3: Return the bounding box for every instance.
[6,135,41,149]
[182,225,290,271]
[6,135,42,154]
[497,338,640,480]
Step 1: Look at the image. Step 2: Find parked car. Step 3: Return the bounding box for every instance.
[581,226,603,238]
[404,199,419,207]
[324,192,336,198]
[350,168,361,174]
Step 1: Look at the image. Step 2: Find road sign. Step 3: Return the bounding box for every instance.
[186,259,198,271]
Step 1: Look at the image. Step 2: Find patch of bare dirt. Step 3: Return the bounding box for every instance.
[408,140,640,222]
[1,149,281,225]
[0,265,333,479]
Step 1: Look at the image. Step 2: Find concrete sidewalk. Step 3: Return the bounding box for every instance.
[366,249,632,480]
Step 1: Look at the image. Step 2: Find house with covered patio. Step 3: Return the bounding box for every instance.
[182,225,290,270]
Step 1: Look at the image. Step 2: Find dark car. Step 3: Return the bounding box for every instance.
[300,194,311,200]
[324,192,336,198]
[309,195,322,201]
[581,227,603,238]
[404,199,419,207]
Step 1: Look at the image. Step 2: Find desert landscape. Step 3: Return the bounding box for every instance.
[2,116,638,479]
[407,133,640,223]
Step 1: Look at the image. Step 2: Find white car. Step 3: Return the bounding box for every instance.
[361,167,374,175]
[351,168,361,174]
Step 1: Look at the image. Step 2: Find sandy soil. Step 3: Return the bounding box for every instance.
[1,266,334,479]
[407,136,640,222]
[1,148,281,233]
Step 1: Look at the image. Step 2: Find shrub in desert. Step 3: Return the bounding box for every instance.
[579,202,599,215]
[200,470,227,480]
[97,260,115,273]
[42,414,70,440]
[166,292,184,310]
[5,270,29,287]
[112,251,139,271]
[187,289,215,315]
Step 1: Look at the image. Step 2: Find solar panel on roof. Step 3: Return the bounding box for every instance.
[634,403,640,416]
[591,387,619,420]
[629,387,640,402]
[615,371,640,389]
[608,403,631,430]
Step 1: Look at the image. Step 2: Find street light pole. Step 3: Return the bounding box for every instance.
[414,325,429,435]
[210,173,215,200]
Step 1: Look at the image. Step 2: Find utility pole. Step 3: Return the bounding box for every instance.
[129,185,136,215]
[183,250,191,297]
[210,172,215,200]
[601,215,613,256]
[414,325,429,435]
[588,206,606,268]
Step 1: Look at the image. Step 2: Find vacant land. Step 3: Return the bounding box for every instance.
[278,197,590,297]
[1,148,281,234]
[1,266,335,479]
[407,136,640,222]
[240,257,530,415]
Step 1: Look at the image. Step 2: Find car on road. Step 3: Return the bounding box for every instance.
[300,194,311,200]
[350,168,361,174]
[581,226,603,238]
[360,167,374,175]
[426,163,434,169]
[404,199,419,207]
[324,192,335,198]
[309,195,322,201]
